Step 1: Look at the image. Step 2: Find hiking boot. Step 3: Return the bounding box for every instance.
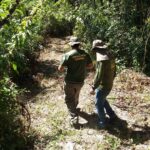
[98,122,106,130]
[73,123,84,129]
[70,116,84,129]
[70,116,78,126]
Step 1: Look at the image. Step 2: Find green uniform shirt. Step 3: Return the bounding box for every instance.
[93,58,116,90]
[60,49,92,84]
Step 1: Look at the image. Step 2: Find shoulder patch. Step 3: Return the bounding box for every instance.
[72,54,86,61]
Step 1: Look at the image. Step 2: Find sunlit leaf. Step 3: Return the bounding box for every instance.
[12,62,19,74]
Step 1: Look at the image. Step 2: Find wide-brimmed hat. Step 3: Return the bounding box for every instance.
[92,39,107,50]
[92,40,109,61]
[69,36,80,46]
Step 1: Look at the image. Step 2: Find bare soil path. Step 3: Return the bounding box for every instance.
[26,37,150,150]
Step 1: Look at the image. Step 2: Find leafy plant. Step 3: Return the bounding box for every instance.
[0,77,30,149]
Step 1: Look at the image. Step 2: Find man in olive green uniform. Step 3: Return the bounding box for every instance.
[58,37,93,127]
[90,40,117,129]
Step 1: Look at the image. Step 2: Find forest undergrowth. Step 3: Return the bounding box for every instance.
[24,37,150,150]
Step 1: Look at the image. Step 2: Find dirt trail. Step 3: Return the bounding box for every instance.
[27,37,150,150]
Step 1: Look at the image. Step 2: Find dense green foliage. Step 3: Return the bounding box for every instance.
[71,0,150,72]
[0,0,150,148]
[0,77,28,149]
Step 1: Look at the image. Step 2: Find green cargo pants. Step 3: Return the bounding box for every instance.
[64,82,83,119]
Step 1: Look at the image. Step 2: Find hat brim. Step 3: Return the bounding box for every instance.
[69,42,80,46]
[92,45,107,50]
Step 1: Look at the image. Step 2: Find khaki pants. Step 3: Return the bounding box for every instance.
[64,82,83,119]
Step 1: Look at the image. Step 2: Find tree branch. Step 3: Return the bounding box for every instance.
[142,8,150,71]
[0,0,20,29]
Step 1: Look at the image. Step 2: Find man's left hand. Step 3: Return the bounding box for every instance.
[90,89,95,95]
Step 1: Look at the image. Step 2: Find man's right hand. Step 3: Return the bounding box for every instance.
[58,65,65,72]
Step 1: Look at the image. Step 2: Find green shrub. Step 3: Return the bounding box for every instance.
[0,77,29,149]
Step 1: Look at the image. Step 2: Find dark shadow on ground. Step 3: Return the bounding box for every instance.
[33,59,60,78]
[17,59,64,101]
[78,111,150,145]
[32,129,65,150]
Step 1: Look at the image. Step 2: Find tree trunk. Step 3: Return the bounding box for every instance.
[136,0,143,28]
